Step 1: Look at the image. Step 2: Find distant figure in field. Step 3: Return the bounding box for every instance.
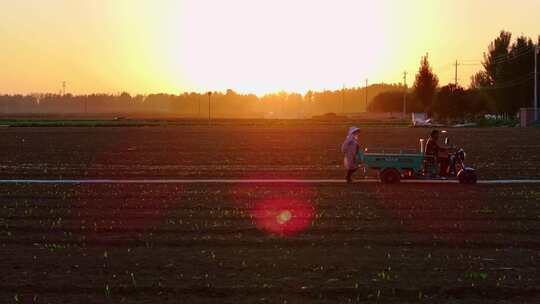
[341,126,361,183]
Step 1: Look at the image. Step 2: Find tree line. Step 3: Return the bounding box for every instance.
[2,30,537,119]
[369,31,540,120]
[0,85,401,118]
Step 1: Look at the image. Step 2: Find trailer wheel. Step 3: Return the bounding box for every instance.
[458,169,477,184]
[380,169,401,184]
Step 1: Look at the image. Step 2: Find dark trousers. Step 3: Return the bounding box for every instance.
[346,169,358,183]
[438,157,450,176]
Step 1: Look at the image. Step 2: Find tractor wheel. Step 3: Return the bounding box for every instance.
[467,172,477,184]
[380,169,401,184]
[458,169,477,184]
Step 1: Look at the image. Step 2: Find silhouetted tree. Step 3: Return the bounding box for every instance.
[471,31,514,114]
[470,31,538,115]
[506,36,536,114]
[481,31,512,86]
[413,54,439,115]
[367,91,403,112]
[465,89,492,116]
[434,84,466,119]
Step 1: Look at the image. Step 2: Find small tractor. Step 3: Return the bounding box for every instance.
[357,132,477,184]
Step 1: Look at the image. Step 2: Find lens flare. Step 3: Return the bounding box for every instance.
[276,210,292,225]
[251,199,314,236]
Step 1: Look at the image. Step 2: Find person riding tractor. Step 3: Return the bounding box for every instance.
[425,129,452,177]
[349,129,477,184]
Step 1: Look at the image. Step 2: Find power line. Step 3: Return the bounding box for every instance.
[462,46,538,91]
[496,72,534,87]
[476,72,535,90]
[483,47,534,63]
[460,48,535,66]
[434,63,453,71]
[490,48,534,65]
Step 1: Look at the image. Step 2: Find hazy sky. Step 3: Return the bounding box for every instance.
[1,0,539,95]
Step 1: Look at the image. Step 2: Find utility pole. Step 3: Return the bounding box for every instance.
[535,45,539,122]
[403,71,408,119]
[306,92,312,119]
[341,84,345,115]
[207,92,212,125]
[454,60,459,86]
[365,79,368,112]
[62,81,66,96]
[198,95,201,118]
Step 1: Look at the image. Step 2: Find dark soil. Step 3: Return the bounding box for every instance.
[1,183,540,303]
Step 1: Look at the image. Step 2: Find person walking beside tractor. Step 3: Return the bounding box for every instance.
[341,126,363,183]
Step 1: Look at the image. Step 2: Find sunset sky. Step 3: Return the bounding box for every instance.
[1,0,539,95]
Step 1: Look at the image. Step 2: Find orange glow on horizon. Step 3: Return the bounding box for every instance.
[1,0,540,95]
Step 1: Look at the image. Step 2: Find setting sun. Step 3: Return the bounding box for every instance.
[174,0,389,95]
[2,0,540,95]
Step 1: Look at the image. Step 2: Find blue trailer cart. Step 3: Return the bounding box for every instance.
[356,139,477,184]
